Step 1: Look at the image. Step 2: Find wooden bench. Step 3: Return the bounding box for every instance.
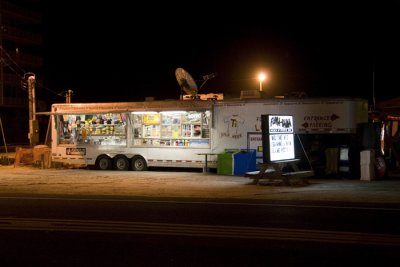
[280,170,314,185]
[245,159,314,185]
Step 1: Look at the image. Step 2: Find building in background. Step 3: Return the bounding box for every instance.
[0,0,43,145]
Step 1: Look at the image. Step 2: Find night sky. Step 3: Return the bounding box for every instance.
[40,1,400,105]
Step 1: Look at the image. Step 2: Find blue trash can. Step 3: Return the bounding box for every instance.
[233,149,257,176]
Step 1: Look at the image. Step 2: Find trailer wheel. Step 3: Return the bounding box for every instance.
[113,155,130,171]
[131,156,147,171]
[95,155,112,170]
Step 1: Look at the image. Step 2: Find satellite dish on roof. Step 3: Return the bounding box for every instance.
[175,67,198,97]
[175,67,217,100]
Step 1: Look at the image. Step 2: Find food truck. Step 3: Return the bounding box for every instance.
[46,97,368,172]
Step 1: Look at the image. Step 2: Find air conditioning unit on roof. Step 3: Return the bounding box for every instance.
[240,90,261,99]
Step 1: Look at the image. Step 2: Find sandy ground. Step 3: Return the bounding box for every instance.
[1,164,400,204]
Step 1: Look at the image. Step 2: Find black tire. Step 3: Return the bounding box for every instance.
[375,155,387,179]
[113,155,130,171]
[131,156,147,171]
[95,155,112,170]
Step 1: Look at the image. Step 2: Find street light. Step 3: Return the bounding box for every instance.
[258,72,266,92]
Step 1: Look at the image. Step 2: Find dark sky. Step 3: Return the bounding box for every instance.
[40,1,400,105]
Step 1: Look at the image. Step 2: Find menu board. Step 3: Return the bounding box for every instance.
[261,114,295,162]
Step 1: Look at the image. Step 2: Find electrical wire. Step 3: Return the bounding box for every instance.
[0,46,26,76]
[1,46,64,99]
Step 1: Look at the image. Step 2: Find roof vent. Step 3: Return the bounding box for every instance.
[240,90,261,99]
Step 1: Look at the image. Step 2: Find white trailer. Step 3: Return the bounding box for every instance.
[47,97,368,171]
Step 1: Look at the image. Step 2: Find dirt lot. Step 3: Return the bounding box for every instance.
[1,164,400,204]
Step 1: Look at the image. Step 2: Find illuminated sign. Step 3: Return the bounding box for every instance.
[261,114,295,162]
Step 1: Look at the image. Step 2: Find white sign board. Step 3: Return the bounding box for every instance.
[269,133,295,161]
[262,114,295,162]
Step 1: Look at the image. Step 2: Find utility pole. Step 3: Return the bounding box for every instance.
[27,73,39,146]
[66,89,73,103]
[0,0,4,105]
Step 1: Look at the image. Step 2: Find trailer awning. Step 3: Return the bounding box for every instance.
[35,111,55,115]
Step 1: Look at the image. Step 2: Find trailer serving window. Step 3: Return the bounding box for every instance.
[131,110,211,148]
[56,113,127,146]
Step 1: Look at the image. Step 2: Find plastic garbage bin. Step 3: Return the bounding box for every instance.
[233,149,257,176]
[217,149,256,175]
[217,149,239,175]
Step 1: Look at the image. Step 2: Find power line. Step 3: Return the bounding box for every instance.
[0,46,25,76]
[36,83,65,98]
[1,46,74,102]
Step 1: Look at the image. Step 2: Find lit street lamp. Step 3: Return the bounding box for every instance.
[258,73,266,92]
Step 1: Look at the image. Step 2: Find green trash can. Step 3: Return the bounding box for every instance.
[217,149,239,175]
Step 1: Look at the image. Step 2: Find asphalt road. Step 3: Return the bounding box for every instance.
[1,163,400,266]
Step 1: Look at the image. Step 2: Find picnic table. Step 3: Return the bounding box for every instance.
[245,159,314,185]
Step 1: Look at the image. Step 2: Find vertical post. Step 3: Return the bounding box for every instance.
[66,89,73,103]
[372,71,376,110]
[0,2,4,105]
[28,74,39,146]
[0,47,3,105]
